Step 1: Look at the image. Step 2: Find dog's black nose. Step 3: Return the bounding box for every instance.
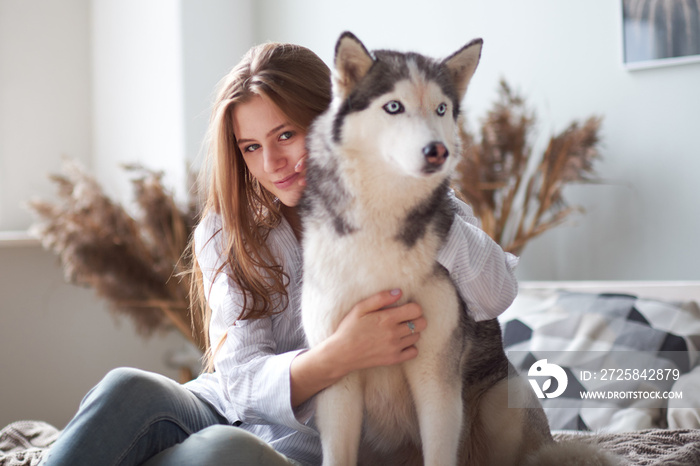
[423,142,448,167]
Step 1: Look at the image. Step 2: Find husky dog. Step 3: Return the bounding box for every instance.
[300,32,616,466]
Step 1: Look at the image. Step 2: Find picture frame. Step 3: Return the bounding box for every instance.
[622,0,700,70]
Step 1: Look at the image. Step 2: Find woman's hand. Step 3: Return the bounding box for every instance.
[330,289,426,371]
[290,289,427,408]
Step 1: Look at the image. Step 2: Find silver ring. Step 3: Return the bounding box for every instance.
[406,321,415,334]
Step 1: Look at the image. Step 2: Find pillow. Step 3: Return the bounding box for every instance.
[499,289,700,433]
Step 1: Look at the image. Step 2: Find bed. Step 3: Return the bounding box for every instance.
[3,281,700,465]
[499,280,700,465]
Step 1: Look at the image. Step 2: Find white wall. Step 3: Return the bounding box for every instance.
[0,1,185,428]
[255,0,700,281]
[0,0,252,429]
[181,0,254,170]
[91,0,188,205]
[0,245,185,429]
[0,0,92,231]
[90,0,256,204]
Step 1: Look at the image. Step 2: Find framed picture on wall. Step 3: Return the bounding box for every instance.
[622,0,700,69]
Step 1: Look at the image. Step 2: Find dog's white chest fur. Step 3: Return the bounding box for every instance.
[301,193,463,460]
[302,192,449,340]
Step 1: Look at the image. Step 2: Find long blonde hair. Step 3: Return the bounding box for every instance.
[190,42,331,370]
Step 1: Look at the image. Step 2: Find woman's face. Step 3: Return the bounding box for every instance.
[233,94,307,207]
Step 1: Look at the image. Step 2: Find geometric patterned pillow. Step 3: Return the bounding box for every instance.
[499,290,700,432]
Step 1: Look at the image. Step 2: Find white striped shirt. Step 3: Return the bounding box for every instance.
[185,193,518,465]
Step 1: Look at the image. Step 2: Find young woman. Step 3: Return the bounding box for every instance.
[41,41,518,466]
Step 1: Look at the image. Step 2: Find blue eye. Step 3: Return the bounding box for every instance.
[243,143,260,153]
[279,131,293,141]
[383,100,404,115]
[436,103,447,116]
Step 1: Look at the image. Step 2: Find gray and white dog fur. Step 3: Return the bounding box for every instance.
[300,32,618,466]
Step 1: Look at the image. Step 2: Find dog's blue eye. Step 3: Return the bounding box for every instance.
[436,103,447,116]
[383,101,404,115]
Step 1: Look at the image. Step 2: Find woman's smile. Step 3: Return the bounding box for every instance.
[274,171,301,190]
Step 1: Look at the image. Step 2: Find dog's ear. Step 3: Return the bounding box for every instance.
[443,38,483,100]
[334,32,374,98]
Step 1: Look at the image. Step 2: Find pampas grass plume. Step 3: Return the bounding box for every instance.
[28,159,204,352]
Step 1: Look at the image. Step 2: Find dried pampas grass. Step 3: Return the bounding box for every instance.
[456,80,602,255]
[28,159,204,352]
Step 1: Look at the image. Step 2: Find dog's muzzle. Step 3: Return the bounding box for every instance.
[422,141,448,173]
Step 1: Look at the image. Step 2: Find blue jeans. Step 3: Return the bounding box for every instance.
[40,367,301,466]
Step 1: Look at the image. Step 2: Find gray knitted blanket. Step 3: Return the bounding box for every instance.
[554,429,700,465]
[0,421,58,466]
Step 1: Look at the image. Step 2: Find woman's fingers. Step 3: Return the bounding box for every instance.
[353,290,426,339]
[382,301,423,324]
[351,288,403,316]
[331,289,429,371]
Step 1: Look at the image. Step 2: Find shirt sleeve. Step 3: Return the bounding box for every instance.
[194,214,314,435]
[436,190,519,321]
